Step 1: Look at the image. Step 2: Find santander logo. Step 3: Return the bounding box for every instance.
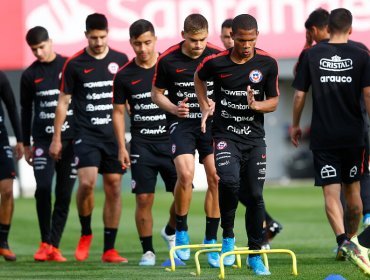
[26,0,94,44]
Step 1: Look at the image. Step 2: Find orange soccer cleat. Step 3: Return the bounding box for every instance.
[101,249,128,263]
[34,242,52,261]
[75,234,93,261]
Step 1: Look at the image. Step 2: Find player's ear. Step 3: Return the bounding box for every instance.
[181,31,185,39]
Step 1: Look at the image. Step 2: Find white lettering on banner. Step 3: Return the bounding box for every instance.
[86,92,113,100]
[22,0,370,69]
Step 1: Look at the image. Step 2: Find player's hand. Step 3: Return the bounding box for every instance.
[247,85,257,110]
[49,140,62,161]
[24,146,33,165]
[14,142,24,161]
[176,97,189,118]
[290,126,302,147]
[118,147,130,170]
[200,108,212,133]
[208,99,215,115]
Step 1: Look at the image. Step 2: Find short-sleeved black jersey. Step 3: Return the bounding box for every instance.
[0,71,22,142]
[21,54,74,146]
[113,58,168,143]
[153,42,222,123]
[197,48,280,146]
[61,48,128,141]
[292,42,370,149]
[294,39,369,77]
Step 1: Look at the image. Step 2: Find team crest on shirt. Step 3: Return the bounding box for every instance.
[249,70,263,83]
[35,148,44,157]
[216,141,227,150]
[108,62,119,74]
[172,144,176,154]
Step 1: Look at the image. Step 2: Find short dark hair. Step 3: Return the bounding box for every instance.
[221,19,233,29]
[305,8,329,30]
[232,14,258,33]
[86,13,108,31]
[329,8,352,34]
[26,26,49,46]
[183,14,208,33]
[129,19,155,39]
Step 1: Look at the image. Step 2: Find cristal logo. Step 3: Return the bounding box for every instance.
[26,0,94,44]
[319,55,353,72]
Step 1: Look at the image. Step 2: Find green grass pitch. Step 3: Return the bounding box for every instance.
[1,181,369,279]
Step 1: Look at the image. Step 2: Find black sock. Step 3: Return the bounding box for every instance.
[140,236,154,254]
[205,217,220,240]
[79,215,92,236]
[165,224,176,236]
[336,233,348,246]
[0,223,10,248]
[175,214,188,231]
[104,227,117,252]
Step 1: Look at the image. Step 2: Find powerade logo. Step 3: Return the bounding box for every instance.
[319,55,353,72]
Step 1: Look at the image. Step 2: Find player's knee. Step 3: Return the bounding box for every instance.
[136,194,153,209]
[177,170,193,187]
[0,186,13,200]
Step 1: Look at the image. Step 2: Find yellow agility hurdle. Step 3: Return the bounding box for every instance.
[219,249,298,279]
[194,246,269,276]
[165,243,222,272]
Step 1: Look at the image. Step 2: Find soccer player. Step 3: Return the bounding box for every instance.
[151,14,221,267]
[298,8,370,232]
[291,8,370,260]
[195,14,279,275]
[220,19,233,49]
[21,26,76,262]
[220,18,283,249]
[341,227,370,275]
[113,19,178,266]
[49,13,129,262]
[0,71,23,261]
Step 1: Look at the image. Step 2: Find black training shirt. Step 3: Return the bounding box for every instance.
[292,42,370,149]
[197,48,279,146]
[153,41,222,124]
[21,54,74,146]
[113,58,168,143]
[61,48,128,141]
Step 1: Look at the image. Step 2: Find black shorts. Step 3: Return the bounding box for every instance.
[214,138,266,190]
[130,141,176,194]
[0,138,16,180]
[313,147,365,186]
[73,138,124,174]
[169,119,213,164]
